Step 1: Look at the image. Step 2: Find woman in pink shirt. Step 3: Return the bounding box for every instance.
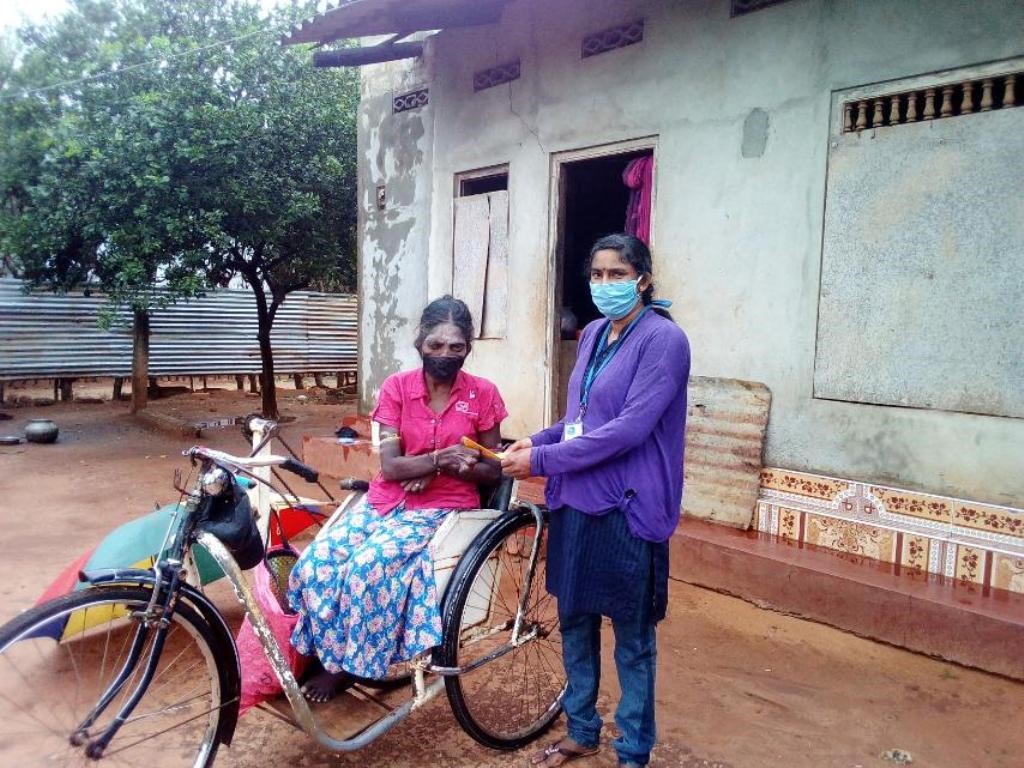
[287,296,507,701]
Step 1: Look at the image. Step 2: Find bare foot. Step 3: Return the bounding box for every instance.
[300,667,355,703]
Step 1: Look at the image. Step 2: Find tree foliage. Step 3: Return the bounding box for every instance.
[0,0,359,415]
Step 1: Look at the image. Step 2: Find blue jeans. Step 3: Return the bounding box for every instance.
[559,611,657,765]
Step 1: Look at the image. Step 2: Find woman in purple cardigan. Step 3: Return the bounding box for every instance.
[502,234,690,768]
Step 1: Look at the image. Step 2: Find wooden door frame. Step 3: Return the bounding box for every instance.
[543,136,659,423]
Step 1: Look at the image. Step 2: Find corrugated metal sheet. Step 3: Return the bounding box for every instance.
[0,278,357,380]
[683,376,772,530]
[283,0,508,46]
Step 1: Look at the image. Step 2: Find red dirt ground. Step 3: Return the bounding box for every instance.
[1,388,1022,768]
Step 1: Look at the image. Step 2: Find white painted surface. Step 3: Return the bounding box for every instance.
[483,191,510,339]
[358,0,1024,505]
[452,195,491,329]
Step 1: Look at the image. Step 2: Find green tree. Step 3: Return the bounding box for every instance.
[0,0,358,416]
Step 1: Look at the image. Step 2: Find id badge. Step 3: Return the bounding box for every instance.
[563,420,584,441]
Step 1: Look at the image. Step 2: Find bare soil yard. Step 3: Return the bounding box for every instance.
[1,389,1022,768]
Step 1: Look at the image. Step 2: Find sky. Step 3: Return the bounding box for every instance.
[0,0,70,34]
[0,0,296,35]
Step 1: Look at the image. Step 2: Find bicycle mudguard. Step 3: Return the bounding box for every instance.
[80,567,155,584]
[77,570,242,746]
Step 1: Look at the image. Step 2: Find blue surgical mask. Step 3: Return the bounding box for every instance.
[590,277,641,320]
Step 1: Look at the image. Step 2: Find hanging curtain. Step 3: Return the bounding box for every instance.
[622,155,653,244]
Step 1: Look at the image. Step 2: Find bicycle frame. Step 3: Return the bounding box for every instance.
[70,487,207,757]
[427,503,546,677]
[79,564,243,750]
[194,497,547,752]
[71,414,550,756]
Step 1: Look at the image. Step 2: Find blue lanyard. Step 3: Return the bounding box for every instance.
[578,307,649,416]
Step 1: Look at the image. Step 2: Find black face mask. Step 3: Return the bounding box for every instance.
[422,354,465,381]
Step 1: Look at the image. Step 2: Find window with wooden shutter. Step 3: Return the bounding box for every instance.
[452,169,510,339]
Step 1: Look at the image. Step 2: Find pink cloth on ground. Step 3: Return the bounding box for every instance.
[623,155,654,244]
[236,562,309,715]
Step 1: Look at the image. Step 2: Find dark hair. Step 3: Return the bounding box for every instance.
[588,233,672,319]
[414,295,475,351]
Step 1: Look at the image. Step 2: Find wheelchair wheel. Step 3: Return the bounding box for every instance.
[0,586,230,767]
[437,506,565,750]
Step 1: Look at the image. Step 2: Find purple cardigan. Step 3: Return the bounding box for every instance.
[529,310,690,543]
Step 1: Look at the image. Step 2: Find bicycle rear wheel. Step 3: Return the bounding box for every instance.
[0,586,228,767]
[438,507,565,750]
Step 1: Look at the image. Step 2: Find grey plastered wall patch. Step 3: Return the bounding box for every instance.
[741,108,770,158]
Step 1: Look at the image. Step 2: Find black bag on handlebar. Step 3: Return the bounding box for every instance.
[195,480,265,571]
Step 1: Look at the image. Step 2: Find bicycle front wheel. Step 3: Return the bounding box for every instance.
[0,586,228,767]
[438,507,565,750]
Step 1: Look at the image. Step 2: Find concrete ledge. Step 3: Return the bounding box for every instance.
[671,517,1024,680]
[133,409,201,439]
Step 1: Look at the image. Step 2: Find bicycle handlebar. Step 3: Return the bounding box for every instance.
[189,446,319,483]
[281,457,320,483]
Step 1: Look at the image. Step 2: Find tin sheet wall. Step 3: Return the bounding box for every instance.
[0,279,357,379]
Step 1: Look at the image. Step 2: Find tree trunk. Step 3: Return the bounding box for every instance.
[131,310,150,414]
[293,373,305,390]
[58,378,74,401]
[252,287,279,419]
[235,375,245,391]
[258,330,278,417]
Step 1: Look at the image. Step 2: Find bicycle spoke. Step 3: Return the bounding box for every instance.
[449,516,564,745]
[101,698,234,758]
[0,592,224,767]
[121,690,212,728]
[0,648,71,741]
[0,685,68,741]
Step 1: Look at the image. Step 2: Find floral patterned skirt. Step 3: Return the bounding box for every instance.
[286,499,451,679]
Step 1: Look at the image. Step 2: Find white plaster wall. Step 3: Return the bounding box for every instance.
[357,51,437,412]
[361,0,1024,505]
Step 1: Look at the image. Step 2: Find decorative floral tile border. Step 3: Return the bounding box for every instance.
[760,468,851,501]
[955,546,984,586]
[757,467,1024,594]
[869,487,951,525]
[901,534,930,571]
[953,503,1024,538]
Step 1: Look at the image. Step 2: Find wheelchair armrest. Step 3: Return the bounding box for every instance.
[340,477,370,492]
[480,474,514,512]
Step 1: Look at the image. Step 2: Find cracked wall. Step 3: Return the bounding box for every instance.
[356,0,1024,505]
[357,54,436,412]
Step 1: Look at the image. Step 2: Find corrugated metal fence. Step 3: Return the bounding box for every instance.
[0,278,358,380]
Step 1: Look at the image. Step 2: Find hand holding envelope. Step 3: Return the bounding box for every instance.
[498,437,533,480]
[460,436,505,461]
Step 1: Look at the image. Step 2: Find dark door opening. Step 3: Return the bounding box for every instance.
[553,148,653,420]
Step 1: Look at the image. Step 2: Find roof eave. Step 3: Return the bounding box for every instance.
[282,0,508,47]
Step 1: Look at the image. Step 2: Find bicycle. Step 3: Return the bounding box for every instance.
[0,417,564,766]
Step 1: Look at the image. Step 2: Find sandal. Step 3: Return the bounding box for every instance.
[529,738,600,767]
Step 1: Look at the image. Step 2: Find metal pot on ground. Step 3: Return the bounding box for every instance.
[24,418,59,444]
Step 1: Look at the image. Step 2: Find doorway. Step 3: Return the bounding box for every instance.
[550,142,655,421]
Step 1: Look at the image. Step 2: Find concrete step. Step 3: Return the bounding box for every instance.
[670,517,1024,681]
